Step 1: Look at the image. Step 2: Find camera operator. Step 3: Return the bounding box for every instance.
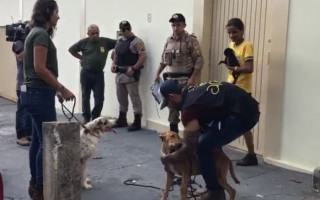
[12,22,32,146]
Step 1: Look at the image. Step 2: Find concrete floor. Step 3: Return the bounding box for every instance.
[0,97,320,200]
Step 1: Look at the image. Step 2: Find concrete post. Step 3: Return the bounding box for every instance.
[43,122,81,200]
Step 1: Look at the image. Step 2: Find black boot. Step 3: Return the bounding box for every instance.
[28,180,36,198]
[113,112,128,128]
[170,123,179,134]
[128,113,141,132]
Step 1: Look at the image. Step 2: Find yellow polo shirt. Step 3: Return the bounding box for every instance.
[227,41,254,93]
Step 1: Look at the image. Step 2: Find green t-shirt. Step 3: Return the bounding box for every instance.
[24,27,58,89]
[69,37,116,72]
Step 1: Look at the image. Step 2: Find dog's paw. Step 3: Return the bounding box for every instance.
[82,183,93,189]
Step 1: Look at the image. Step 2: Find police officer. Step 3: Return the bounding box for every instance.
[154,13,204,133]
[69,24,117,124]
[111,20,146,131]
[159,79,260,200]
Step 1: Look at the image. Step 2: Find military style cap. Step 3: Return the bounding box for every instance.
[160,79,182,110]
[119,20,131,30]
[169,13,186,23]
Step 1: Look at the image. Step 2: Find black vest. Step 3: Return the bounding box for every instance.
[182,81,260,122]
[115,36,139,66]
[115,36,142,81]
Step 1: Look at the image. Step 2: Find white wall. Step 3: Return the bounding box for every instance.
[0,0,193,124]
[53,0,82,111]
[281,0,320,172]
[85,0,194,123]
[0,0,20,25]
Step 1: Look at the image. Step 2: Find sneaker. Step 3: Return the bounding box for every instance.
[201,189,225,200]
[236,153,258,166]
[16,137,30,146]
[25,136,32,141]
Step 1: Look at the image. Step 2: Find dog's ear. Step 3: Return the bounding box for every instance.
[159,132,166,141]
[97,120,103,126]
[84,129,90,134]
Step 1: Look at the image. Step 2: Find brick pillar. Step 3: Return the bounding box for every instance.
[43,122,81,200]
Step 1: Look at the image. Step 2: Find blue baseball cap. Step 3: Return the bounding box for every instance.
[160,79,182,110]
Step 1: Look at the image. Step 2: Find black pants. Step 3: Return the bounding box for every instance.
[80,69,105,121]
[197,113,259,191]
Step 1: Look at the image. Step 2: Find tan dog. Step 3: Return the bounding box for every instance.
[159,131,239,200]
[80,117,113,189]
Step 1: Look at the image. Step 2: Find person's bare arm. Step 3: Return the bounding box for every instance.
[68,48,83,60]
[16,51,24,62]
[228,60,253,73]
[133,52,146,70]
[111,50,117,73]
[161,119,200,163]
[154,63,166,82]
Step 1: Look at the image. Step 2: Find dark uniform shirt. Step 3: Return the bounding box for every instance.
[181,81,260,127]
[69,37,116,72]
[24,27,58,89]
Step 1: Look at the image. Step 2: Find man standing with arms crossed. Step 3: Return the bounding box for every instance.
[154,13,204,133]
[69,24,116,123]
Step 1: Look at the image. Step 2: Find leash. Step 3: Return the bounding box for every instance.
[60,97,87,130]
[187,159,203,200]
[123,179,174,191]
[123,176,202,199]
[122,158,203,199]
[60,98,117,134]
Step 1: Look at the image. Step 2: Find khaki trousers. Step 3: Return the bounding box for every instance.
[116,81,142,114]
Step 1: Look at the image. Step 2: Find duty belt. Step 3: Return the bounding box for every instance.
[116,66,129,73]
[163,72,192,80]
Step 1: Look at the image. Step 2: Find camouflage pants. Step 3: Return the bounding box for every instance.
[116,81,142,114]
[167,79,187,124]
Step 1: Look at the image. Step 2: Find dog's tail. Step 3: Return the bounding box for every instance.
[229,160,240,184]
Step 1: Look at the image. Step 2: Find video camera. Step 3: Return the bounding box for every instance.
[5,22,30,42]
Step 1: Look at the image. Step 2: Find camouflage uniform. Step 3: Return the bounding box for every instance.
[115,36,145,114]
[113,31,146,131]
[160,31,204,127]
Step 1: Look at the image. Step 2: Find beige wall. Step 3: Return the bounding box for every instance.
[0,27,17,101]
[278,0,320,172]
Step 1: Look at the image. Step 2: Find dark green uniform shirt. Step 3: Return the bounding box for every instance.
[24,27,58,89]
[69,37,116,72]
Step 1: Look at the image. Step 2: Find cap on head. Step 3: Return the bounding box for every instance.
[119,20,131,31]
[169,13,186,23]
[159,79,181,110]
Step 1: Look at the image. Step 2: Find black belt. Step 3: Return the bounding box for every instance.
[82,69,103,74]
[163,72,192,80]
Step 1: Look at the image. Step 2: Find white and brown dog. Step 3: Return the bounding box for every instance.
[80,116,114,189]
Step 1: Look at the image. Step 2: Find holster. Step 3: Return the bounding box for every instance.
[116,65,142,81]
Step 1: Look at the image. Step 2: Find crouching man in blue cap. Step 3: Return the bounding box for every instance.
[159,79,260,200]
